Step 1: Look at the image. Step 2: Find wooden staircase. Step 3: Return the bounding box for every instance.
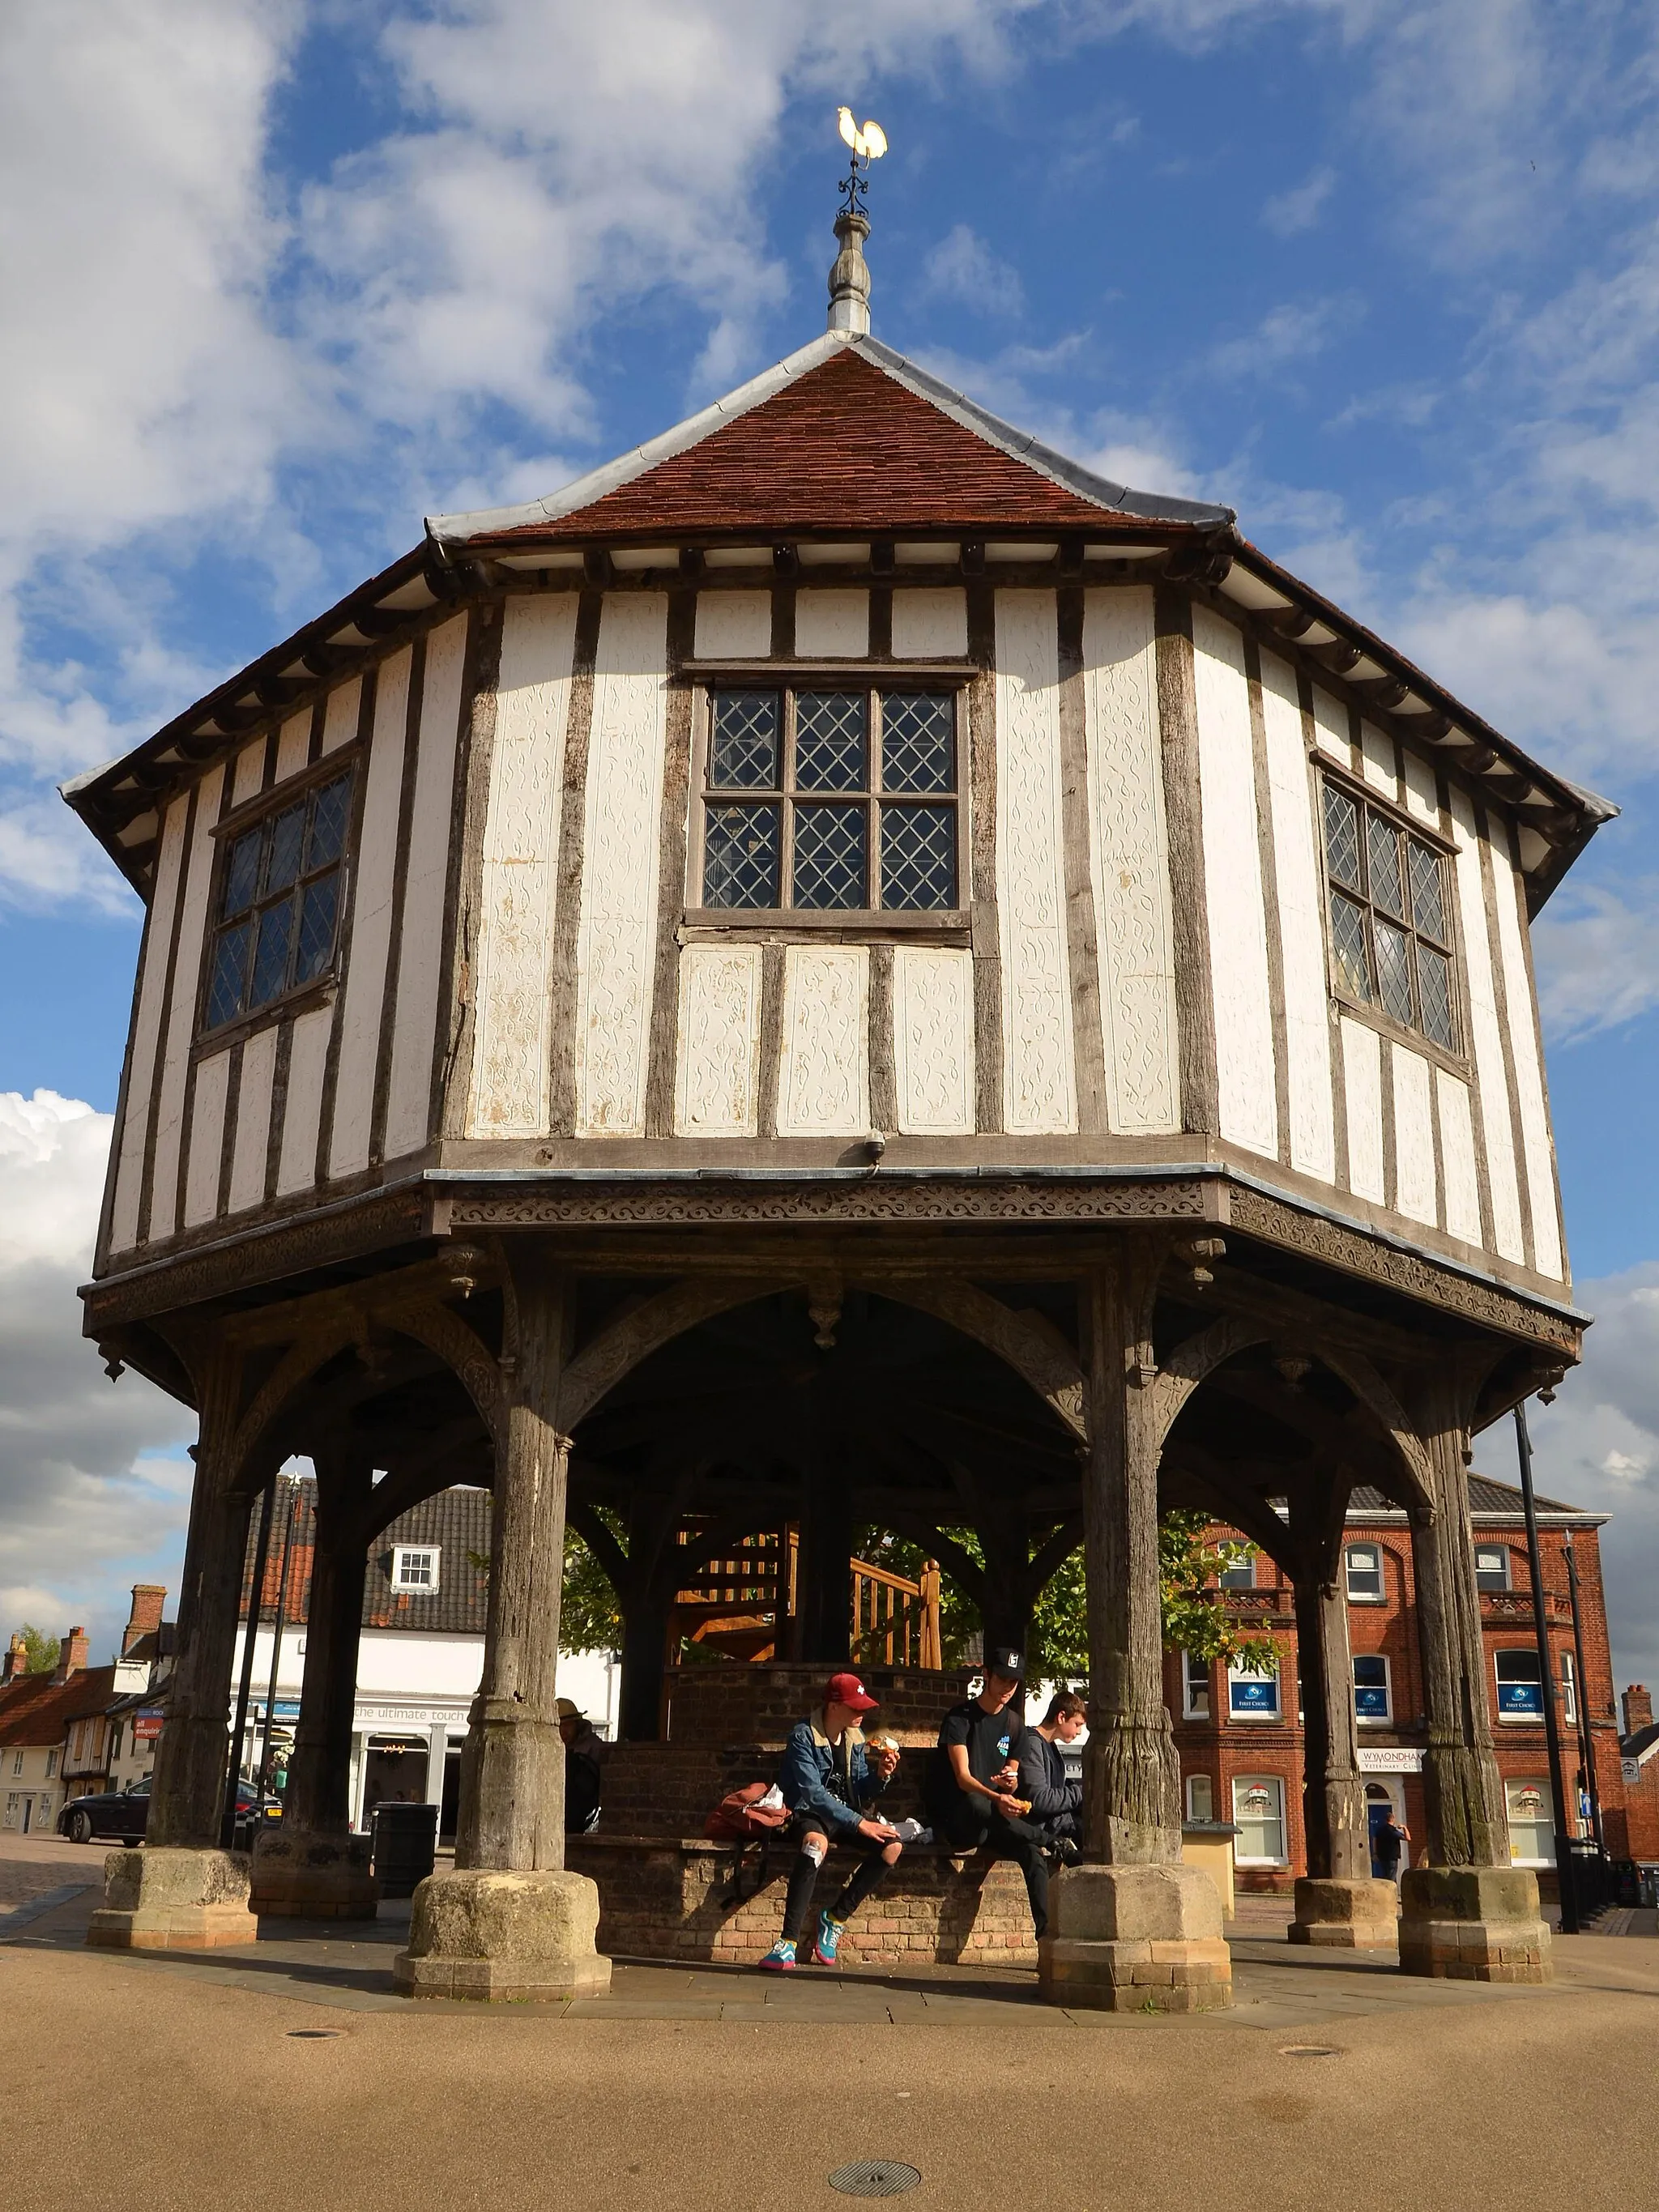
[667,1528,942,1669]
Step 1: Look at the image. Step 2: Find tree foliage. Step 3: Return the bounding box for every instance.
[18,1624,58,1675]
[559,1519,625,1655]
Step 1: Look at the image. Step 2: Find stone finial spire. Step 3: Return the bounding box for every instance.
[828,205,872,336]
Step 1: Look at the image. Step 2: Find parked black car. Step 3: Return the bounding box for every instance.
[57,1779,278,1846]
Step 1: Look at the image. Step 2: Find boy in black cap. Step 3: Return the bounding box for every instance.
[926,1646,1051,1939]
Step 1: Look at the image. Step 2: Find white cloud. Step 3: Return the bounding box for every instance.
[1207,297,1361,381]
[0,1093,194,1663]
[920,224,1026,318]
[1262,164,1336,237]
[1533,880,1659,1043]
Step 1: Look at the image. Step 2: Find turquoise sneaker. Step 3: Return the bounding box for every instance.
[812,1910,845,1966]
[759,1938,796,1972]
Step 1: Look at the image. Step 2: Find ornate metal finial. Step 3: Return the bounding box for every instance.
[829,109,887,337]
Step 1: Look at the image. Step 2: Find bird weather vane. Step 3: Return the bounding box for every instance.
[837,107,887,220]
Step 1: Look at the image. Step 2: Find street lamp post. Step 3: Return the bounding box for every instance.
[222,1473,278,1851]
[1514,1400,1578,1934]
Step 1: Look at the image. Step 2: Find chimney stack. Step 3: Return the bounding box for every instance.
[1623,1684,1653,1736]
[53,1626,88,1683]
[2,1634,27,1682]
[123,1585,166,1656]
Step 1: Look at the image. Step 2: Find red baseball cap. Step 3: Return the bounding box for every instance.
[825,1672,879,1712]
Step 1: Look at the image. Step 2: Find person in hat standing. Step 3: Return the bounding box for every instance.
[925,1646,1051,1939]
[760,1671,902,1971]
[557,1697,603,1835]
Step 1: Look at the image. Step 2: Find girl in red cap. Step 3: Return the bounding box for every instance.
[761,1673,902,1970]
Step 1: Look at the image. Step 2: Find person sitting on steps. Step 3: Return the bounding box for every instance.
[925,1645,1052,1941]
[1017,1688,1087,1863]
[760,1671,902,1972]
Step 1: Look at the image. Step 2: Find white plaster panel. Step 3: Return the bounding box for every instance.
[1260,648,1336,1183]
[1435,1068,1483,1247]
[1390,1043,1438,1228]
[182,1048,231,1228]
[385,614,470,1160]
[1448,786,1525,1263]
[232,742,265,806]
[1340,1016,1385,1204]
[1401,746,1439,827]
[995,590,1077,1135]
[574,594,671,1137]
[467,595,578,1139]
[109,792,188,1253]
[694,590,772,659]
[891,589,968,659]
[1080,587,1179,1136]
[279,1007,333,1196]
[1359,720,1399,800]
[227,1024,277,1213]
[329,647,412,1177]
[778,945,869,1136]
[674,944,761,1136]
[794,590,869,658]
[322,677,362,754]
[147,765,225,1241]
[1311,687,1350,765]
[1489,829,1563,1280]
[1191,606,1278,1161]
[275,709,311,785]
[892,946,975,1136]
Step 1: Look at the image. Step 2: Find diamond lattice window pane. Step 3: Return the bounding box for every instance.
[703,803,780,908]
[308,775,352,868]
[1376,919,1414,1025]
[1324,786,1362,889]
[295,875,339,983]
[881,803,957,910]
[206,923,251,1027]
[795,693,868,791]
[1408,837,1446,943]
[1367,812,1405,918]
[1418,944,1454,1048]
[250,900,294,1009]
[792,804,867,908]
[881,694,953,792]
[710,693,780,789]
[266,803,307,895]
[222,830,261,919]
[1330,892,1371,999]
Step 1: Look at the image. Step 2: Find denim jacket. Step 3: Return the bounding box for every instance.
[778,1711,888,1835]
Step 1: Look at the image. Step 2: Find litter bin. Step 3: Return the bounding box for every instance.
[372,1802,438,1898]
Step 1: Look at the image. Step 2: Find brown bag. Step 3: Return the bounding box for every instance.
[704,1782,791,1842]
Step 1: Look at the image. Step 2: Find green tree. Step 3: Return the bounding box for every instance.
[18,1624,58,1675]
[560,1518,624,1654]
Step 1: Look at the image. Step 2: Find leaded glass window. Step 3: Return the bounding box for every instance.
[205,772,352,1030]
[1320,776,1458,1051]
[700,688,959,912]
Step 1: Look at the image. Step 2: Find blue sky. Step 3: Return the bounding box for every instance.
[2,0,1658,1674]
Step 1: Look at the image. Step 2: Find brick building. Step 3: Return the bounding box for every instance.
[1174,1474,1629,1890]
[1618,1686,1659,1863]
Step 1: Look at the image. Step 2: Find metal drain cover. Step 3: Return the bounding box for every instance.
[287,2029,343,2039]
[1279,2044,1338,2058]
[829,2162,922,2197]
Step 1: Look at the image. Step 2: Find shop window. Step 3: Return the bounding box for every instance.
[699,688,961,914]
[1217,1546,1256,1591]
[1505,1778,1556,1866]
[1185,1772,1215,1823]
[204,770,353,1032]
[1352,1654,1392,1723]
[1346,1544,1384,1601]
[1232,1775,1288,1865]
[1473,1545,1511,1593]
[1495,1648,1543,1719]
[390,1545,441,1594]
[1320,774,1457,1049]
[1228,1660,1281,1720]
[1182,1652,1211,1720]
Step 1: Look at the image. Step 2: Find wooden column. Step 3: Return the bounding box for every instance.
[1293,1567,1367,1882]
[1081,1242,1180,1864]
[280,1457,372,1838]
[455,1255,574,1873]
[794,1438,854,1667]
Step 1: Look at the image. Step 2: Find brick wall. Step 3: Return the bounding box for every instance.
[662,1663,973,1747]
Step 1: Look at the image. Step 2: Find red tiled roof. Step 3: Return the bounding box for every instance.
[0,1665,117,1746]
[479,348,1154,544]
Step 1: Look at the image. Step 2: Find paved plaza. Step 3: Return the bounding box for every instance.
[6,1835,1656,2209]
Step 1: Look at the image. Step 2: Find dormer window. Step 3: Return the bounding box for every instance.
[1320,774,1457,1051]
[390,1545,440,1594]
[204,771,352,1032]
[697,686,959,914]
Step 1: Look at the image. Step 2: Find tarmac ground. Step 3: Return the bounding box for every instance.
[6,1828,1657,2211]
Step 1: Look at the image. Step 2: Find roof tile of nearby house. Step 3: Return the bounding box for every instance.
[0,1665,118,1746]
[241,1482,492,1639]
[1344,1473,1591,1519]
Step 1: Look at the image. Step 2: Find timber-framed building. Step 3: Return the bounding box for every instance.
[64,194,1610,2003]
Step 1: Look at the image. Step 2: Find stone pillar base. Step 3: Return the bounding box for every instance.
[1289,1876,1401,1949]
[1398,1866,1551,1984]
[394,1868,612,2002]
[86,1847,258,1951]
[250,1828,379,1919]
[1038,1862,1232,2013]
